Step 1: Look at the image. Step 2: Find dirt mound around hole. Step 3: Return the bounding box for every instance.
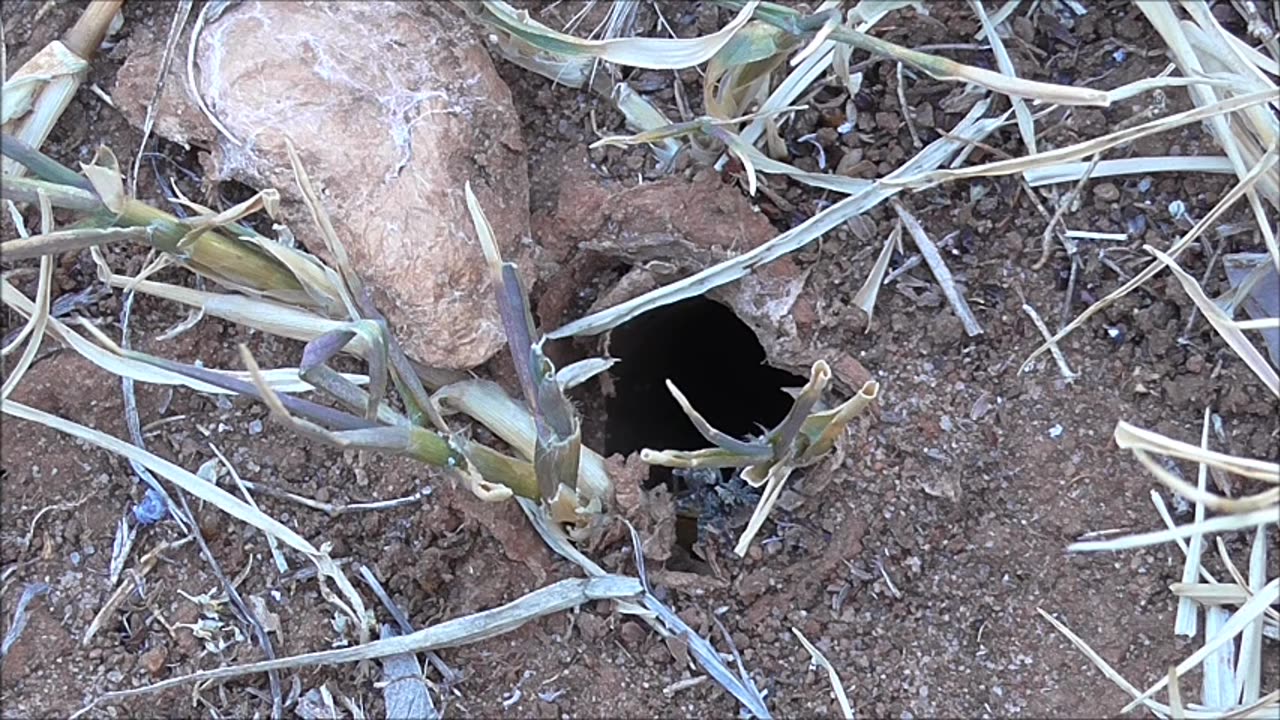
[531,149,873,394]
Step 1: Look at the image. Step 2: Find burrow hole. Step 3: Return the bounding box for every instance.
[603,297,804,551]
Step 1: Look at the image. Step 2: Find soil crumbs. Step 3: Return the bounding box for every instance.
[3,2,1277,719]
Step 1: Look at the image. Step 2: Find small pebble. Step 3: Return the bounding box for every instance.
[70,551,82,566]
[1126,213,1148,237]
[1048,424,1064,439]
[248,419,264,435]
[139,645,168,677]
[1093,182,1120,202]
[133,488,167,525]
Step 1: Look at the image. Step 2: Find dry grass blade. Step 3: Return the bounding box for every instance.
[792,627,854,718]
[1035,608,1175,717]
[1171,666,1188,719]
[1238,527,1268,702]
[665,380,772,459]
[469,0,759,70]
[1172,583,1254,606]
[1024,156,1235,186]
[1146,246,1279,396]
[728,0,1215,107]
[465,182,588,510]
[377,625,437,720]
[595,111,872,195]
[734,462,798,556]
[1176,409,1213,637]
[3,278,366,395]
[851,219,900,329]
[1,193,54,401]
[518,499,773,718]
[76,576,642,710]
[0,173,101,211]
[1114,422,1279,482]
[969,0,1035,153]
[1,0,117,177]
[549,98,999,339]
[2,396,376,642]
[1068,509,1277,552]
[2,400,324,556]
[646,361,876,557]
[555,356,617,389]
[888,89,1277,190]
[892,200,983,336]
[1139,2,1279,265]
[236,347,523,506]
[1122,579,1279,714]
[1,226,155,261]
[1020,302,1077,380]
[1129,448,1278,514]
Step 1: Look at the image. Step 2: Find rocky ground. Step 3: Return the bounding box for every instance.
[2,1,1276,718]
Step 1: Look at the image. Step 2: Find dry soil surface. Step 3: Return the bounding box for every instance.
[2,2,1276,719]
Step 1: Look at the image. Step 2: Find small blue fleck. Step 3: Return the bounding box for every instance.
[1112,48,1128,63]
[133,488,168,525]
[1137,177,1152,193]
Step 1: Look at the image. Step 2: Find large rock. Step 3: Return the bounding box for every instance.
[114,2,530,369]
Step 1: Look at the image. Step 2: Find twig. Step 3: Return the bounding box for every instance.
[520,500,773,719]
[792,628,854,719]
[118,287,190,533]
[1034,152,1098,271]
[208,443,289,574]
[232,478,432,517]
[895,63,923,149]
[1180,235,1227,339]
[129,0,193,197]
[17,493,90,557]
[891,200,984,336]
[1059,253,1079,329]
[882,254,923,284]
[1,583,50,657]
[358,565,461,688]
[76,576,642,710]
[119,287,282,714]
[1020,301,1078,381]
[874,556,902,599]
[83,538,192,645]
[176,491,284,720]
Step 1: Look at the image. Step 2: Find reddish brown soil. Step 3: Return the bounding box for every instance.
[3,2,1275,719]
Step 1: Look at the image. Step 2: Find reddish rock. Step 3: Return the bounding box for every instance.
[139,645,168,677]
[114,2,530,369]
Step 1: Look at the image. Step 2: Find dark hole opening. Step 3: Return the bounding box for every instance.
[603,297,804,556]
[604,296,804,480]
